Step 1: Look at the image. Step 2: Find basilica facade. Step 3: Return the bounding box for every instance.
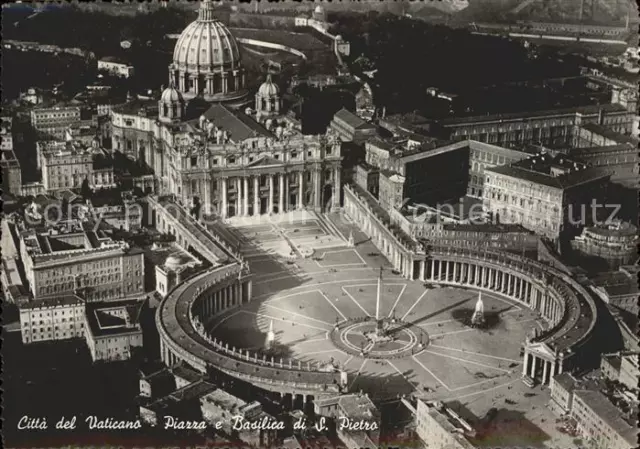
[110,0,342,217]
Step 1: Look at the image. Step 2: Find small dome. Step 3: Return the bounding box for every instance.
[165,255,181,269]
[314,5,324,14]
[161,85,183,103]
[258,74,279,97]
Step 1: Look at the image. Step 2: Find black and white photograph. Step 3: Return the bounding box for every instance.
[1,1,638,448]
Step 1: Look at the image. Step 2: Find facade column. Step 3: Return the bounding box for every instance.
[314,169,321,209]
[445,261,450,282]
[522,350,530,377]
[431,260,436,280]
[530,355,537,379]
[279,173,284,213]
[221,178,228,218]
[332,166,341,209]
[542,360,549,385]
[298,171,304,209]
[549,361,556,383]
[254,176,260,216]
[243,177,249,216]
[284,174,289,212]
[420,261,426,281]
[235,178,242,217]
[453,262,458,283]
[268,174,274,214]
[474,264,479,285]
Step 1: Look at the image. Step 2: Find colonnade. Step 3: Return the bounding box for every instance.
[214,167,340,218]
[173,69,246,97]
[522,349,563,386]
[160,278,250,366]
[421,258,563,325]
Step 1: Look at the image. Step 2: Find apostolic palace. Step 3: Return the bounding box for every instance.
[110,0,342,216]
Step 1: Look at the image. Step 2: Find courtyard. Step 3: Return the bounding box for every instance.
[208,213,545,405]
[203,212,579,447]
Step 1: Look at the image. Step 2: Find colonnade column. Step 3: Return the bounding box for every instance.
[279,173,284,213]
[522,349,530,377]
[420,260,426,281]
[268,174,274,214]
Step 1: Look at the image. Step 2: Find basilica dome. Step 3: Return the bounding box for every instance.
[168,0,247,104]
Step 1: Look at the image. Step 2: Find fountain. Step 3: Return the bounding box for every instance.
[347,230,355,248]
[471,291,485,327]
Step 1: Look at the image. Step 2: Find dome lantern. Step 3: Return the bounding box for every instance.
[255,74,281,118]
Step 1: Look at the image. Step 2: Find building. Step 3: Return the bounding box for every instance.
[568,143,639,188]
[600,352,639,392]
[466,140,532,198]
[570,390,636,449]
[18,220,145,301]
[18,294,85,344]
[549,372,578,416]
[414,399,476,449]
[483,153,610,241]
[617,353,639,392]
[314,393,381,448]
[1,148,22,196]
[84,300,143,362]
[37,140,115,192]
[364,138,469,210]
[1,117,22,195]
[549,371,637,448]
[65,121,99,146]
[574,123,639,148]
[570,221,638,267]
[1,219,29,304]
[155,253,201,298]
[591,265,638,313]
[110,0,342,216]
[354,162,379,197]
[140,379,217,426]
[329,108,377,143]
[30,105,82,140]
[441,104,634,149]
[200,388,278,446]
[97,57,135,78]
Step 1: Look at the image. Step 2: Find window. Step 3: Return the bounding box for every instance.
[191,156,197,167]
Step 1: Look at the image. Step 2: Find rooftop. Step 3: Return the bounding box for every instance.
[85,300,143,338]
[170,379,217,403]
[441,103,628,126]
[337,393,379,422]
[486,153,610,189]
[18,294,84,310]
[580,122,640,145]
[333,108,376,131]
[201,103,273,142]
[573,389,637,443]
